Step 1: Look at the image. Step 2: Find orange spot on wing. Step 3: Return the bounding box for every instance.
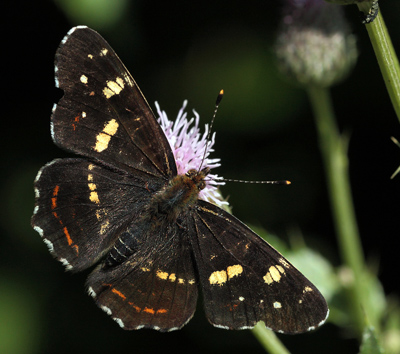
[63,227,73,245]
[111,288,127,300]
[143,307,155,314]
[72,114,80,131]
[128,302,141,313]
[72,244,79,255]
[51,185,60,209]
[142,307,168,315]
[50,185,78,255]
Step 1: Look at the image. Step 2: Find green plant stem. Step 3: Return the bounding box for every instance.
[357,1,400,122]
[307,86,367,337]
[252,323,291,354]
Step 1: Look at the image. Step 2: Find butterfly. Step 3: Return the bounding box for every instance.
[32,26,328,333]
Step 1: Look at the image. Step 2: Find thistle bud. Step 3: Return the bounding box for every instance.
[276,0,358,87]
[324,0,368,5]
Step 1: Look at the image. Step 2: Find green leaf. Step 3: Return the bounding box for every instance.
[359,326,384,354]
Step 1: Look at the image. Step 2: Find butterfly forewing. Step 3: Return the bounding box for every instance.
[191,201,328,333]
[52,26,176,178]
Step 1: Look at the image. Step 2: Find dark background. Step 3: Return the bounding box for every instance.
[2,1,400,353]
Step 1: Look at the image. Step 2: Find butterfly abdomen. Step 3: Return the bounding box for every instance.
[105,230,138,267]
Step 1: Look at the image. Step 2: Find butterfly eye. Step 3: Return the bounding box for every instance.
[186,169,196,178]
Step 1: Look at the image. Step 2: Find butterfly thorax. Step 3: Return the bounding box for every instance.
[151,167,210,222]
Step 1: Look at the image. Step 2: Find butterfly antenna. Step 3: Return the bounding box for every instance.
[221,178,291,185]
[199,89,224,171]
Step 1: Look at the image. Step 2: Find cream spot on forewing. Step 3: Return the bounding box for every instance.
[155,270,177,282]
[303,286,313,293]
[276,265,285,274]
[100,48,108,56]
[156,270,169,280]
[93,119,119,152]
[263,273,273,285]
[88,54,93,59]
[209,264,244,286]
[123,72,134,86]
[103,77,125,99]
[89,191,100,204]
[269,266,281,282]
[80,75,88,84]
[263,265,285,285]
[227,264,243,279]
[209,270,227,285]
[279,257,291,269]
[100,220,110,235]
[87,169,100,204]
[273,301,282,309]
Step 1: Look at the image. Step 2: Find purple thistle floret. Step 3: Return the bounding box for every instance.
[155,101,228,207]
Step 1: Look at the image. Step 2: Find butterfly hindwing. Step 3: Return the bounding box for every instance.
[32,158,162,271]
[86,221,198,331]
[191,200,328,333]
[52,26,176,178]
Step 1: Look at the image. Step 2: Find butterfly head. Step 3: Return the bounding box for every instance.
[186,167,211,191]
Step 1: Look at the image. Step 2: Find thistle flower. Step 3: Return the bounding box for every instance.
[155,101,228,207]
[276,0,358,87]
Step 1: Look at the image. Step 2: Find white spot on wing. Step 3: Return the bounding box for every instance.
[80,75,88,84]
[33,225,44,237]
[34,168,43,183]
[43,238,54,253]
[50,122,55,141]
[101,305,112,315]
[212,323,230,330]
[59,257,73,270]
[54,68,59,88]
[113,317,124,328]
[87,287,96,298]
[273,301,282,309]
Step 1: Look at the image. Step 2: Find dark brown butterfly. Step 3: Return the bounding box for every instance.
[32,26,328,333]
